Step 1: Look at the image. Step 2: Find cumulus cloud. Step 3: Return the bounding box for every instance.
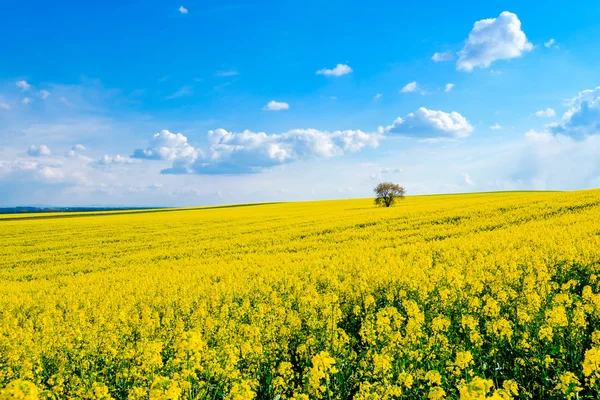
[130,108,473,175]
[490,123,502,130]
[178,5,188,14]
[39,90,50,100]
[400,81,417,93]
[193,128,378,174]
[549,86,600,139]
[0,159,88,187]
[457,11,533,72]
[97,154,134,165]
[27,144,52,157]
[132,129,201,165]
[382,107,474,139]
[525,129,553,143]
[316,64,353,77]
[432,52,453,62]
[0,161,61,184]
[16,80,31,91]
[374,93,382,100]
[22,97,32,105]
[137,127,379,175]
[66,144,87,158]
[535,108,556,118]
[0,103,10,111]
[445,83,455,92]
[263,100,289,111]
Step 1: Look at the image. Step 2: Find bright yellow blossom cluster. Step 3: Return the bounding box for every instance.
[2,190,600,398]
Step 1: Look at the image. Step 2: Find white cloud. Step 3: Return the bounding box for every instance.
[457,11,533,72]
[263,100,289,111]
[0,103,10,111]
[142,127,379,175]
[432,52,453,62]
[39,90,50,100]
[0,159,88,187]
[16,80,31,91]
[464,173,475,186]
[383,107,474,139]
[27,145,52,157]
[549,86,600,139]
[66,144,88,158]
[59,96,74,107]
[374,93,382,100]
[525,129,553,143]
[165,86,193,99]
[316,64,353,77]
[369,167,403,180]
[400,81,417,93]
[178,5,188,14]
[22,97,32,105]
[535,108,556,118]
[445,83,455,92]
[132,129,201,163]
[97,154,134,165]
[544,38,557,48]
[490,123,502,130]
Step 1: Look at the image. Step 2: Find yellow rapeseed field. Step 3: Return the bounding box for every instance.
[2,190,600,399]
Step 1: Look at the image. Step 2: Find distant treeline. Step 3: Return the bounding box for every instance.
[0,206,161,214]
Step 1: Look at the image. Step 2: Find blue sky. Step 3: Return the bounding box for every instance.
[2,0,600,206]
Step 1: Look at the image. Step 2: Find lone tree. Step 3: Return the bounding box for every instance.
[374,182,406,207]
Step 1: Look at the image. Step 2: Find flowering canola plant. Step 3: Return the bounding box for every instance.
[2,190,600,399]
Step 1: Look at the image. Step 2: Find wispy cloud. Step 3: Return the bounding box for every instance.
[544,38,558,48]
[432,51,453,62]
[165,86,193,100]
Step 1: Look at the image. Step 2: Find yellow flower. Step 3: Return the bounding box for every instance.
[458,376,494,399]
[425,370,442,386]
[307,351,338,395]
[428,386,446,400]
[0,380,39,400]
[554,372,582,399]
[501,380,518,396]
[583,347,600,386]
[455,351,474,370]
[539,325,553,342]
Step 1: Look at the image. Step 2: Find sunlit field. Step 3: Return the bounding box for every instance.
[2,190,600,399]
